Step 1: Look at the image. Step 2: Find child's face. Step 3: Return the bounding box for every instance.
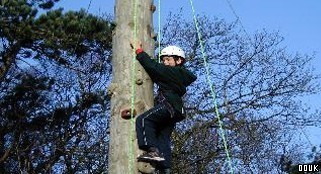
[162,56,182,67]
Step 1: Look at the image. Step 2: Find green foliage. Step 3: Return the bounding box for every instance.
[0,0,38,43]
[0,0,112,173]
[33,8,112,57]
[0,0,112,80]
[0,73,53,122]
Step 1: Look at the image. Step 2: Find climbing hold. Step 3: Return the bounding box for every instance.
[107,83,119,97]
[136,79,143,85]
[151,32,157,41]
[121,108,137,119]
[150,5,156,13]
[137,161,155,174]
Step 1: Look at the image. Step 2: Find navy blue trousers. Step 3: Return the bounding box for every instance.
[136,104,180,169]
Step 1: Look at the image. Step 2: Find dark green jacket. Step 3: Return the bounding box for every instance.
[136,51,197,114]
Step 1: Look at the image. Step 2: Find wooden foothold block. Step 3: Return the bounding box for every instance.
[137,161,155,174]
[121,108,137,119]
[150,5,156,13]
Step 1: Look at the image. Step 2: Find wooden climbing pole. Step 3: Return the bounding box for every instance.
[108,0,156,173]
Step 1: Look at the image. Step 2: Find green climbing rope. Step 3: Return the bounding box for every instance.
[188,0,234,173]
[129,0,139,173]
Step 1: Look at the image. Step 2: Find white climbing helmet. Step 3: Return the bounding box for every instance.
[160,45,186,63]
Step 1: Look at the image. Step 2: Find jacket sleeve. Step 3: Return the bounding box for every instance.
[182,68,197,86]
[136,51,171,81]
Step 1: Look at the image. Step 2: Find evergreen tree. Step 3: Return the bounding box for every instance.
[0,0,112,173]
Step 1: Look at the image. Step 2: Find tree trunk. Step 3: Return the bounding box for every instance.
[108,0,156,173]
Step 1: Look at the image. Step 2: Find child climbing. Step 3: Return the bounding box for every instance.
[130,41,197,173]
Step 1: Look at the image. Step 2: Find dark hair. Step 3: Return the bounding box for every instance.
[172,56,180,61]
[160,55,184,66]
[173,56,184,66]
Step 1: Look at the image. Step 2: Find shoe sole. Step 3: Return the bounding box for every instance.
[137,156,165,162]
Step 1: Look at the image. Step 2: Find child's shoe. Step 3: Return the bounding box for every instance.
[137,147,165,162]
